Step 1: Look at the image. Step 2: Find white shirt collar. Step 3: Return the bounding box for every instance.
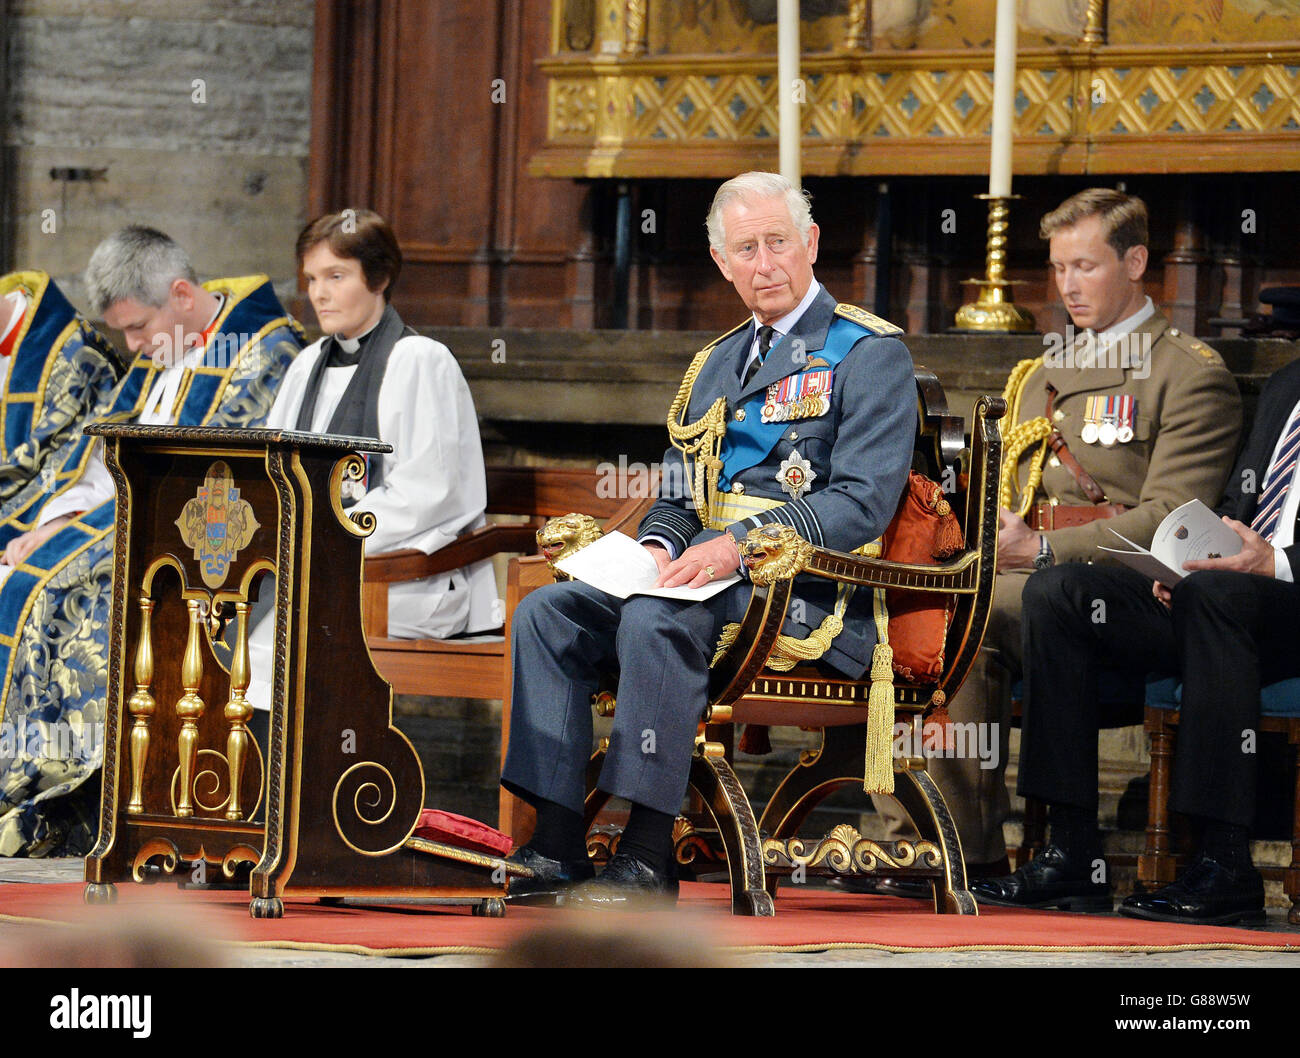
[1092,296,1155,345]
[755,279,822,339]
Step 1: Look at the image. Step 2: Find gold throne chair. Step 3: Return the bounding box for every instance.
[518,371,1004,916]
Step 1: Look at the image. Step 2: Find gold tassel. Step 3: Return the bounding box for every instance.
[930,495,964,559]
[863,586,895,795]
[708,538,889,785]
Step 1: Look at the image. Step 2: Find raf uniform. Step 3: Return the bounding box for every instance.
[502,284,916,822]
[875,305,1243,865]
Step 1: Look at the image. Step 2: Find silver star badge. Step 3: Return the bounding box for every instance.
[777,449,816,500]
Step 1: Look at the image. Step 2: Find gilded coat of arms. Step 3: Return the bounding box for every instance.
[176,461,260,589]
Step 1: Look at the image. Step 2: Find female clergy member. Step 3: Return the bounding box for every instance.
[247,210,497,710]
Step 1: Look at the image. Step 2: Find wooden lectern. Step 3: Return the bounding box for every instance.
[82,425,515,917]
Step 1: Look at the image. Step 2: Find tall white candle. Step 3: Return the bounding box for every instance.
[989,0,1019,197]
[778,0,801,188]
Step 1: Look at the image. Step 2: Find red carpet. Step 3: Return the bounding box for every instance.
[0,881,1295,957]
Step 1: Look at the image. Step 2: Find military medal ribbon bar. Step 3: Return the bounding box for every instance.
[761,368,834,424]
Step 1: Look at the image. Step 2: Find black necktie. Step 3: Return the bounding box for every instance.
[743,325,775,387]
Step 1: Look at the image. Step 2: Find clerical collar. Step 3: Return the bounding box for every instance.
[328,318,382,367]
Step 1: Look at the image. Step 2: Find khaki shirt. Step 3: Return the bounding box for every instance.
[1009,312,1242,563]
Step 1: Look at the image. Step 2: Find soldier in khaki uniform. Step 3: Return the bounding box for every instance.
[874,189,1242,873]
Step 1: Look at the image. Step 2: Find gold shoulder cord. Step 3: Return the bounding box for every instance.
[999,357,1053,517]
[711,541,876,670]
[666,344,729,527]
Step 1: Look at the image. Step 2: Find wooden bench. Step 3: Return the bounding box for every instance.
[362,464,656,701]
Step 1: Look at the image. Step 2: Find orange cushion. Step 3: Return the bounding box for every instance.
[413,809,512,856]
[880,471,960,684]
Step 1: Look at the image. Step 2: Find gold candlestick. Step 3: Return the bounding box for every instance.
[954,195,1036,332]
[1082,0,1107,45]
[842,0,870,50]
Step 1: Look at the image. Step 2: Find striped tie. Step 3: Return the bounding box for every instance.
[1251,411,1300,541]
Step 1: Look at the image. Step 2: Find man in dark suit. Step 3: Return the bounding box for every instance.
[500,171,917,908]
[972,357,1300,923]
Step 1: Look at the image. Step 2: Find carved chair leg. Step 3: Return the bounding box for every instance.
[756,725,974,915]
[890,768,976,915]
[688,749,773,916]
[1137,709,1178,890]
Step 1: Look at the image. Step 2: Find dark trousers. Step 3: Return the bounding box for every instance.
[1018,563,1300,828]
[501,579,745,818]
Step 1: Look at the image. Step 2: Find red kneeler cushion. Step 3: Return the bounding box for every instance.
[414,809,513,856]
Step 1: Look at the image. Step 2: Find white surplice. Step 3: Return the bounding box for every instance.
[246,332,498,710]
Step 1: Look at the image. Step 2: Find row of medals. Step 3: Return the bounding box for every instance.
[1080,395,1135,447]
[1080,417,1133,447]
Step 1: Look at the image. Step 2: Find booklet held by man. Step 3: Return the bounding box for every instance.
[1096,498,1242,584]
[554,530,742,601]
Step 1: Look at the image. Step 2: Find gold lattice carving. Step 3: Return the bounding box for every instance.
[1088,63,1300,136]
[543,53,1300,152]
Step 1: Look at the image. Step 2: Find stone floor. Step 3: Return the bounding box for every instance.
[2,857,1298,968]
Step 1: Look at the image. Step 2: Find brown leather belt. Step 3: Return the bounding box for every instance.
[1029,501,1132,530]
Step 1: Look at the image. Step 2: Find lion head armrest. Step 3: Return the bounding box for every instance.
[537,512,605,580]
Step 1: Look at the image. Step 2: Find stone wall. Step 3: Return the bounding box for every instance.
[3,0,314,308]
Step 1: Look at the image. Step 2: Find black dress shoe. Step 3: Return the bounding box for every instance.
[826,875,932,898]
[969,844,1112,912]
[560,852,679,910]
[1118,856,1265,926]
[832,855,1013,900]
[504,846,595,904]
